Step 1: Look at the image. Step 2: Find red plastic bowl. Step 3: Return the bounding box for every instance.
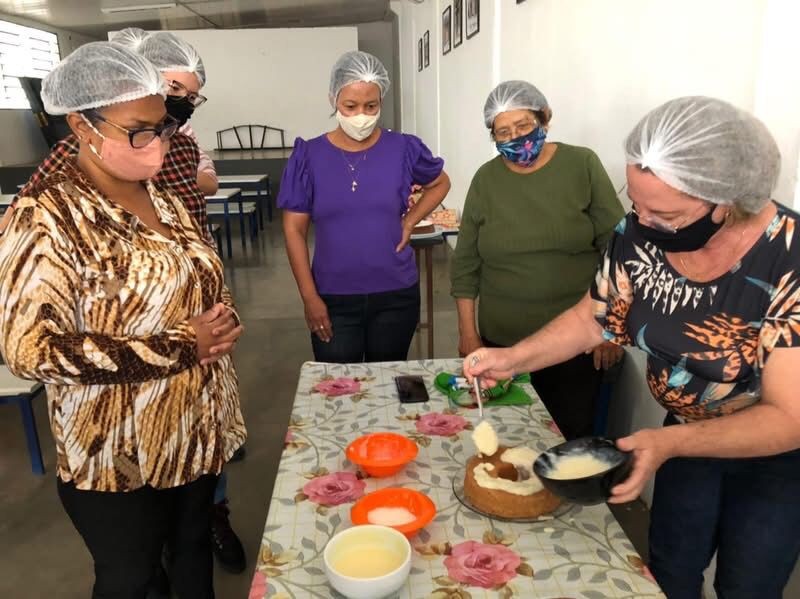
[345,432,418,477]
[351,487,437,538]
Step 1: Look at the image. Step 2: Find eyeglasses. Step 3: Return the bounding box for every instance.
[493,119,538,143]
[85,111,179,149]
[631,202,709,234]
[166,79,207,107]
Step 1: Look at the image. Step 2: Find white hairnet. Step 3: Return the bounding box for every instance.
[41,41,166,115]
[112,28,206,86]
[329,51,390,106]
[625,96,780,213]
[484,80,548,129]
[110,27,149,50]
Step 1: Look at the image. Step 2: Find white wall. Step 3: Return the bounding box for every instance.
[0,12,97,169]
[357,20,398,131]
[753,0,800,206]
[147,27,358,151]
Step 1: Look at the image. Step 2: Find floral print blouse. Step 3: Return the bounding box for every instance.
[591,203,800,421]
[0,160,245,491]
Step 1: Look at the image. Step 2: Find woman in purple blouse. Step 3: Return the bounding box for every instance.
[279,51,451,362]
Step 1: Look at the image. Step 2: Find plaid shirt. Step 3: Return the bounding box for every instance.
[18,132,209,233]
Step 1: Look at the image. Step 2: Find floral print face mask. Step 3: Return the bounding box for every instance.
[495,126,547,167]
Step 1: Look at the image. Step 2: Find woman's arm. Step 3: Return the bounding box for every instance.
[611,346,800,502]
[0,202,199,385]
[451,182,484,356]
[396,171,451,252]
[456,298,482,357]
[197,170,219,195]
[283,210,332,341]
[464,292,606,385]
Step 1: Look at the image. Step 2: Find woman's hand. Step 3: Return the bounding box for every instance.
[304,294,332,342]
[458,332,483,358]
[396,218,415,253]
[609,428,675,504]
[463,347,517,388]
[589,341,624,370]
[189,304,244,366]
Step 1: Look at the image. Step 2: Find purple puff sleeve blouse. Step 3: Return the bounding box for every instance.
[278,130,444,295]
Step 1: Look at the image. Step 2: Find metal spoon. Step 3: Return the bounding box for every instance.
[470,355,484,420]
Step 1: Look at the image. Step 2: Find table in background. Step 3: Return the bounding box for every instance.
[411,233,445,359]
[251,359,663,599]
[217,173,272,227]
[0,194,14,212]
[206,187,259,258]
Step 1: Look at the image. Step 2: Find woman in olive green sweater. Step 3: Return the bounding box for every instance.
[451,80,624,439]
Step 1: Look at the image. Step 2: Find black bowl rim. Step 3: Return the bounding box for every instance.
[533,436,631,482]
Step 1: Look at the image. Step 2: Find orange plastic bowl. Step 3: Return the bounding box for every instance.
[345,433,418,477]
[351,487,437,538]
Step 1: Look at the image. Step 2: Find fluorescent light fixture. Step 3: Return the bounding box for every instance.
[101,2,177,14]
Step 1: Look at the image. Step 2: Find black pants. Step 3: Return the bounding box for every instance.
[57,474,218,599]
[483,337,602,439]
[312,283,420,363]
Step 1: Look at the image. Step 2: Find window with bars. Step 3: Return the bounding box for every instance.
[0,19,60,109]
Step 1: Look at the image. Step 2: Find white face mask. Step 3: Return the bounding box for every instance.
[336,110,380,141]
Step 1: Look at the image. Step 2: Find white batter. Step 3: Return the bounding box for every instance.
[472,420,498,456]
[547,454,612,479]
[366,507,416,527]
[472,447,545,496]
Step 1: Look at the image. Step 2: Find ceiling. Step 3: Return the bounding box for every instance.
[0,0,392,37]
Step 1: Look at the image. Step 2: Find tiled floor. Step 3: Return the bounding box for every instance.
[0,216,797,598]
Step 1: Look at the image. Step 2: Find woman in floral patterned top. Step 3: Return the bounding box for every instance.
[465,97,800,598]
[0,43,245,598]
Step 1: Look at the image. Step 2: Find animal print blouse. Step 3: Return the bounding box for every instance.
[0,160,245,492]
[591,203,800,421]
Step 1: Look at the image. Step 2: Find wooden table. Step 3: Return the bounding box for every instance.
[411,233,445,359]
[217,173,272,227]
[250,360,664,599]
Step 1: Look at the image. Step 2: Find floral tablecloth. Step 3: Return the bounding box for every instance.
[250,360,664,599]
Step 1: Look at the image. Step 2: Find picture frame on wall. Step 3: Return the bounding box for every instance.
[423,29,430,67]
[442,6,452,55]
[417,37,423,72]
[453,0,463,48]
[466,0,480,39]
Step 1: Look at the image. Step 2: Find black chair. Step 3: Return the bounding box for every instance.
[215,124,290,151]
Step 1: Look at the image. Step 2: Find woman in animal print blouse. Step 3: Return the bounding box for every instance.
[0,43,245,598]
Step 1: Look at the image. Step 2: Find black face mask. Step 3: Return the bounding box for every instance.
[165,95,195,127]
[633,209,723,253]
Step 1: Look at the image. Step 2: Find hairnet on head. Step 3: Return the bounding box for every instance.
[329,51,390,106]
[483,80,548,129]
[114,30,206,86]
[109,27,150,51]
[41,41,166,115]
[625,96,780,213]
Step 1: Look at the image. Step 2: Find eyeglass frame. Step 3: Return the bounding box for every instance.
[166,79,207,107]
[82,110,179,149]
[631,201,711,234]
[492,117,539,143]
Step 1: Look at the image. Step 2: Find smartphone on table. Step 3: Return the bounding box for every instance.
[394,375,430,403]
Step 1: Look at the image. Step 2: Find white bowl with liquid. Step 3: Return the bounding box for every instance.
[323,524,412,599]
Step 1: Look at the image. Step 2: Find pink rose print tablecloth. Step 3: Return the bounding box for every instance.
[251,360,664,598]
